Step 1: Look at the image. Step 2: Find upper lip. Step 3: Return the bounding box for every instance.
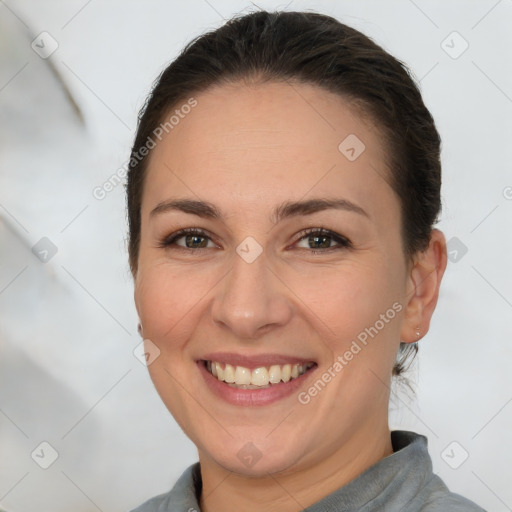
[200,352,317,370]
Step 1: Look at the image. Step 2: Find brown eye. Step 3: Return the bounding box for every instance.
[180,233,209,249]
[159,228,217,250]
[295,228,352,253]
[307,233,333,249]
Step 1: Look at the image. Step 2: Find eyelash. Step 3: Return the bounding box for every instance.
[157,227,353,255]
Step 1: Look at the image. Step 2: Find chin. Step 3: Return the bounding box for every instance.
[214,450,303,478]
[199,432,308,478]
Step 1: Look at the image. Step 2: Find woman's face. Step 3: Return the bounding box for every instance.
[134,81,420,476]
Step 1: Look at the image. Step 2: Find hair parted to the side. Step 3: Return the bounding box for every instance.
[125,10,442,379]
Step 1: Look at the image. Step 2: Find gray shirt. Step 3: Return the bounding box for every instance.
[130,430,486,511]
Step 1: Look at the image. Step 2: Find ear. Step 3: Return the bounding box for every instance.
[133,286,143,337]
[400,229,448,343]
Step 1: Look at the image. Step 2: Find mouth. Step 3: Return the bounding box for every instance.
[196,355,318,406]
[203,360,316,389]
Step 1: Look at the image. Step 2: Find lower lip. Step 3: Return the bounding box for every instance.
[197,361,317,406]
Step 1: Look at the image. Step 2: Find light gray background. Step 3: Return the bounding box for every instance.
[0,1,511,511]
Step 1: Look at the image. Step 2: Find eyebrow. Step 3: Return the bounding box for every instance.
[149,197,369,223]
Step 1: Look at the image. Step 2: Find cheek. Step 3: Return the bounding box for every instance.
[284,257,404,361]
[135,262,222,349]
[135,266,193,343]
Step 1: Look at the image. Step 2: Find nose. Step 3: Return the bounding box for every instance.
[211,248,293,339]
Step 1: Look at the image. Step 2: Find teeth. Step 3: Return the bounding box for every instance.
[234,365,251,385]
[251,367,269,386]
[268,365,282,384]
[215,361,224,380]
[224,363,235,383]
[281,364,291,382]
[205,360,314,387]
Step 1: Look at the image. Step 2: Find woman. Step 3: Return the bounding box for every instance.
[126,10,485,512]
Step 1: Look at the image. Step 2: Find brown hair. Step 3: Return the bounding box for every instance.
[126,10,442,377]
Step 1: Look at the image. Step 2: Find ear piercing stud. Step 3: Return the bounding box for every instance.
[416,327,421,337]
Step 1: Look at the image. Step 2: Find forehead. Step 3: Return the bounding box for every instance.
[142,81,396,220]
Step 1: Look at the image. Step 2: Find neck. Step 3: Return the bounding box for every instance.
[198,422,393,512]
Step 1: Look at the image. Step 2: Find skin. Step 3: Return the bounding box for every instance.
[133,80,447,512]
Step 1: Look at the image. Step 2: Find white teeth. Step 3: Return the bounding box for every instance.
[205,360,314,387]
[215,361,224,380]
[251,367,269,386]
[224,363,235,383]
[268,365,282,384]
[234,366,251,385]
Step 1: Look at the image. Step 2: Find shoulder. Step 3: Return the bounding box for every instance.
[128,462,201,512]
[419,493,487,512]
[128,492,169,512]
[128,489,197,512]
[389,431,486,512]
[415,473,487,512]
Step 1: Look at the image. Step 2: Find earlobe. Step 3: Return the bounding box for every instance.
[400,229,448,343]
[134,286,144,337]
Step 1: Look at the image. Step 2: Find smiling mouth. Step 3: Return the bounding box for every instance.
[203,360,317,389]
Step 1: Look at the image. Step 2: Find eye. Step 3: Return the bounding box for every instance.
[294,227,352,254]
[158,227,352,254]
[158,228,217,251]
